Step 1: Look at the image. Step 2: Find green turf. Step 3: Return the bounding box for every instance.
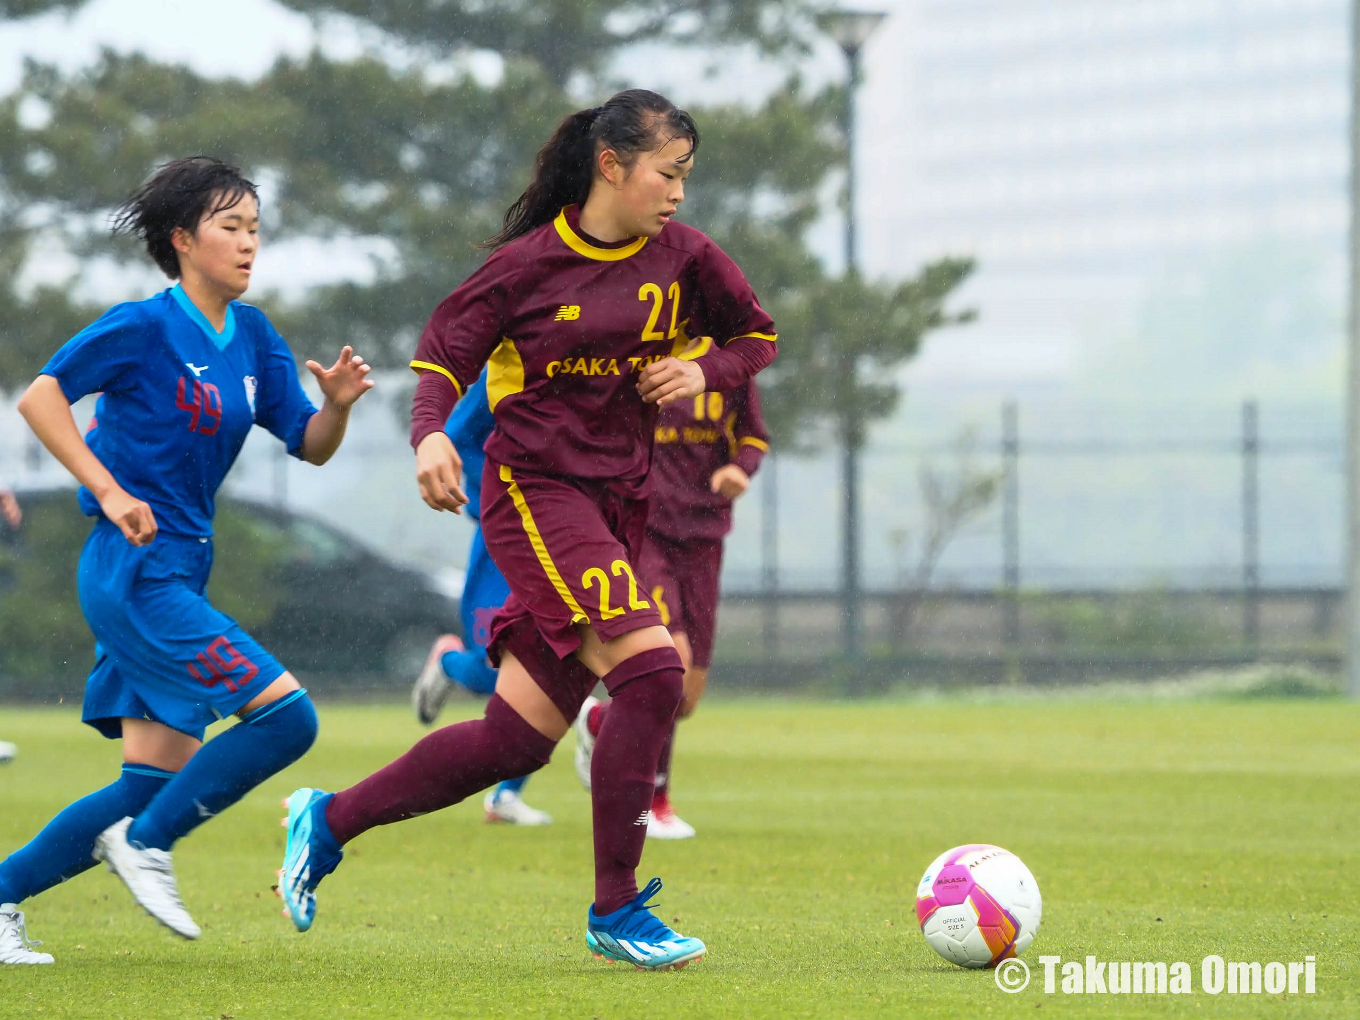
[1,697,1355,1019]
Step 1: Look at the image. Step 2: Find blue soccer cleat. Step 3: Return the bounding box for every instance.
[585,878,706,971]
[277,787,343,933]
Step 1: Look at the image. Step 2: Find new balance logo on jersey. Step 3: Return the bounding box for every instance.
[634,811,651,827]
[554,305,581,321]
[243,375,258,418]
[185,363,209,377]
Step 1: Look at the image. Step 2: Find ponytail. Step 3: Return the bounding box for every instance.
[481,89,698,250]
[480,109,598,249]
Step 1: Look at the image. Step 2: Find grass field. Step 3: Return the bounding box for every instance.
[1,695,1356,1019]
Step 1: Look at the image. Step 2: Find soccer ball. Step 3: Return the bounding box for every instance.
[915,844,1041,968]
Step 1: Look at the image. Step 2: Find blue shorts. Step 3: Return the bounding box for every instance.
[78,518,286,741]
[461,523,510,654]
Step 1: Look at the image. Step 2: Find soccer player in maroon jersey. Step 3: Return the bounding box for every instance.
[573,375,769,839]
[278,89,777,970]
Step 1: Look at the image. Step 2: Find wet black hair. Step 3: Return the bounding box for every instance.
[111,156,259,279]
[482,88,698,249]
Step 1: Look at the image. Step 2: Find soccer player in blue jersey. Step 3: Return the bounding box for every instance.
[410,369,552,826]
[0,157,373,963]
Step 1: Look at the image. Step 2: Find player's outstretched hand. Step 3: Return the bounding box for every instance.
[710,464,751,500]
[638,357,706,407]
[307,346,375,409]
[415,431,468,513]
[99,487,157,547]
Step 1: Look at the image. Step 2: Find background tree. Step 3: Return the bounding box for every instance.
[759,259,977,446]
[0,1,979,688]
[884,429,1003,651]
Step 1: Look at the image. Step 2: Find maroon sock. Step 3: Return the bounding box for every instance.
[654,722,676,798]
[591,647,684,914]
[325,695,554,846]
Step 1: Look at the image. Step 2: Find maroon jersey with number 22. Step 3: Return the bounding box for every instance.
[409,205,778,499]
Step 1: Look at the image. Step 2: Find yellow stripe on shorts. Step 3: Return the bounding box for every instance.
[499,465,589,625]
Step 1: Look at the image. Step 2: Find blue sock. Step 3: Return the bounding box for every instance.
[442,649,498,696]
[0,763,174,905]
[127,690,318,851]
[496,775,528,796]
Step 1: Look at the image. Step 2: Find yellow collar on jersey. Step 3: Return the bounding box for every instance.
[554,207,649,261]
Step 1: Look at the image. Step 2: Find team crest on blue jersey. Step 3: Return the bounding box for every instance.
[243,375,258,418]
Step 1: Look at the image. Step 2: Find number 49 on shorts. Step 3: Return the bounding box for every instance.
[187,636,259,693]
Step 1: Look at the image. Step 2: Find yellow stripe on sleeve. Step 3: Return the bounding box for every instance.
[731,332,778,342]
[738,437,770,451]
[409,360,464,398]
[499,465,589,625]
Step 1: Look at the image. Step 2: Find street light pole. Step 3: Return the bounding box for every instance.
[842,42,862,275]
[821,9,887,664]
[1348,0,1360,697]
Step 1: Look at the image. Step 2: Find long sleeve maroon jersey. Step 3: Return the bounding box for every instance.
[646,378,769,541]
[409,205,777,499]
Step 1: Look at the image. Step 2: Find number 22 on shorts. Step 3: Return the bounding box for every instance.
[582,560,651,620]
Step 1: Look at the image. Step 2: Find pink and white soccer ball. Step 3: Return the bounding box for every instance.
[915,844,1041,968]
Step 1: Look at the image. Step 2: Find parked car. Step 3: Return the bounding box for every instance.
[0,488,460,695]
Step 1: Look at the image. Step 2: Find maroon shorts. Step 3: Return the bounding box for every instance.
[480,459,664,659]
[638,530,724,668]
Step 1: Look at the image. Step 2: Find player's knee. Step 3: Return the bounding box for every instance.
[244,688,319,759]
[610,647,684,723]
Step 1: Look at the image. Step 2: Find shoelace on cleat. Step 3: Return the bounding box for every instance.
[609,879,680,943]
[2,911,44,951]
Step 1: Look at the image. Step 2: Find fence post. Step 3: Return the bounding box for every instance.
[762,452,779,660]
[840,404,863,662]
[1242,400,1260,652]
[1002,401,1020,648]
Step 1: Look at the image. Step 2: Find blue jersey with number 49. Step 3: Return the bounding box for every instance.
[41,284,317,538]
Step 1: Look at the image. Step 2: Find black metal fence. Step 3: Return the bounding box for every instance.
[1,394,1344,688]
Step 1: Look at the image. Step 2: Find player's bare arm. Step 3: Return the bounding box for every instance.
[16,374,157,547]
[300,345,375,465]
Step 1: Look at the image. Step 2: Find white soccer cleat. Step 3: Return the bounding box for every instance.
[93,817,200,940]
[573,696,601,792]
[0,905,53,965]
[646,794,696,840]
[483,787,553,826]
[413,634,463,726]
[0,741,16,764]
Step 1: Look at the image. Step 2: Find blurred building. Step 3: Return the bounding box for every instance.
[857,0,1348,381]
